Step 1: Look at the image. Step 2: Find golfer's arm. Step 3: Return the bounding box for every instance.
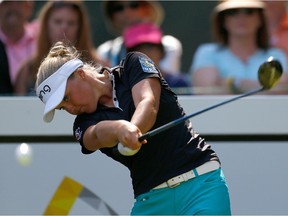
[82,120,122,151]
[82,78,160,151]
[131,78,160,133]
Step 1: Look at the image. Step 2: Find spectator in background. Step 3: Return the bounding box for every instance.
[264,1,288,57]
[14,0,107,96]
[123,22,191,94]
[97,0,183,75]
[190,0,288,95]
[26,1,40,36]
[0,0,36,95]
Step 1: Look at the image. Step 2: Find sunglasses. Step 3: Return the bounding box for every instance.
[224,8,259,16]
[110,1,142,14]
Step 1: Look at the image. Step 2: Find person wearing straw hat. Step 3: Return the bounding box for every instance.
[190,0,288,95]
[97,0,183,76]
[35,41,231,215]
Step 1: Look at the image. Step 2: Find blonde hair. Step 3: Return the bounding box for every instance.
[36,41,99,88]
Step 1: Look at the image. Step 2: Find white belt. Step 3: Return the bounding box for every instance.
[153,161,220,190]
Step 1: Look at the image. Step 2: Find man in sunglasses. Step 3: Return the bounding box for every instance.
[97,1,183,77]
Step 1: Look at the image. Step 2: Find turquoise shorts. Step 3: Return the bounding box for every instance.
[131,168,231,215]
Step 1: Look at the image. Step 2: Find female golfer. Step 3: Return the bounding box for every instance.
[35,41,231,215]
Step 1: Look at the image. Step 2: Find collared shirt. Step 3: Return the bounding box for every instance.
[0,23,36,85]
[73,52,218,197]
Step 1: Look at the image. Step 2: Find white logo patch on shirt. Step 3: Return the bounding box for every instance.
[74,127,83,141]
[138,56,158,74]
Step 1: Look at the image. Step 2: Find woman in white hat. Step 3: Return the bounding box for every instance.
[190,0,288,94]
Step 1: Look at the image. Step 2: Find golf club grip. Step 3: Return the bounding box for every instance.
[138,133,151,142]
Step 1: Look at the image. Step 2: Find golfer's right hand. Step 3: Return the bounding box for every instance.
[116,120,144,150]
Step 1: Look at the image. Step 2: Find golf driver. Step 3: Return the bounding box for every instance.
[117,57,283,156]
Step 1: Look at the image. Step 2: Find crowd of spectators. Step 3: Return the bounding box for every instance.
[1,0,288,96]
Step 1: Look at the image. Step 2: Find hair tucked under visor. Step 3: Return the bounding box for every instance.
[36,42,79,87]
[36,42,101,89]
[36,41,103,122]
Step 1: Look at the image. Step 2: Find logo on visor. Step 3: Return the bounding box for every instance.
[38,85,51,102]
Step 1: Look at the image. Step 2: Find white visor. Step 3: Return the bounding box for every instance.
[36,59,84,122]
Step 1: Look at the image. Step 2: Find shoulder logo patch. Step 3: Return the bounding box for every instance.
[138,56,158,74]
